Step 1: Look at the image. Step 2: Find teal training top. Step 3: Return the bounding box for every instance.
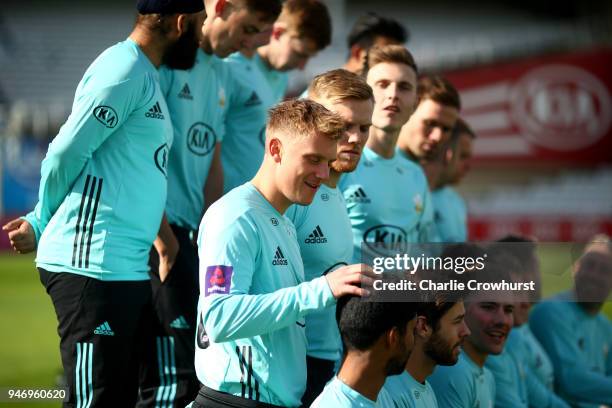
[25,39,172,281]
[195,183,335,407]
[395,148,439,245]
[221,52,288,193]
[382,371,438,408]
[529,291,612,407]
[160,49,233,230]
[339,147,432,264]
[285,184,352,361]
[485,330,529,408]
[505,325,570,408]
[518,324,555,389]
[431,186,467,242]
[311,377,380,408]
[429,351,496,408]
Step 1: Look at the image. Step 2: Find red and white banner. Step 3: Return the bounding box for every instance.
[468,216,612,241]
[444,48,612,163]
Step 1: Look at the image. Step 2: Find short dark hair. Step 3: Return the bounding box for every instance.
[279,0,332,50]
[244,0,282,24]
[364,45,418,77]
[417,75,461,111]
[347,12,408,50]
[336,286,418,351]
[417,289,461,331]
[449,118,475,148]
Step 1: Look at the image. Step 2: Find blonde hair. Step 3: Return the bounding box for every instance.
[266,99,345,142]
[308,69,373,104]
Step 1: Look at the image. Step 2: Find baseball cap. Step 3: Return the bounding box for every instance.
[137,0,204,14]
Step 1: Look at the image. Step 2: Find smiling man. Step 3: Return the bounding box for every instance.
[429,250,515,408]
[192,99,374,408]
[141,1,282,405]
[284,69,374,406]
[221,0,333,193]
[339,45,432,263]
[382,285,471,407]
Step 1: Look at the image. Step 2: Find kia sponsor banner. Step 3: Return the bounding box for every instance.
[468,216,612,241]
[443,48,612,163]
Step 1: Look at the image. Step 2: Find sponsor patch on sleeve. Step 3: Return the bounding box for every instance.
[204,265,233,296]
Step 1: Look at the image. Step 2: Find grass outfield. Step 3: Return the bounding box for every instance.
[0,248,610,407]
[0,253,59,408]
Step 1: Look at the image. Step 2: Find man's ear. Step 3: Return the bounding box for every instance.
[385,326,400,349]
[445,148,454,164]
[176,14,188,37]
[215,0,228,16]
[352,45,366,62]
[269,137,283,163]
[271,22,287,41]
[415,315,432,339]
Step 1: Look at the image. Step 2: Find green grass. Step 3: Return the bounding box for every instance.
[0,247,609,407]
[0,253,61,407]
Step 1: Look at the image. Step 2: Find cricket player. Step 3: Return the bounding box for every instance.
[191,99,373,408]
[338,45,430,263]
[140,1,282,405]
[395,75,462,245]
[221,0,333,193]
[529,236,612,407]
[485,237,569,408]
[3,0,204,405]
[311,287,419,407]
[429,245,515,408]
[382,284,471,407]
[283,69,374,406]
[428,118,474,243]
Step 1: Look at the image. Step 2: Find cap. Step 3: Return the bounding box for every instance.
[137,0,204,15]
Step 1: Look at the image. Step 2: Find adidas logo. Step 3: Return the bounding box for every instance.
[346,187,371,204]
[145,102,165,119]
[272,246,288,266]
[305,225,327,244]
[244,91,262,106]
[169,316,190,330]
[93,321,115,336]
[178,83,193,100]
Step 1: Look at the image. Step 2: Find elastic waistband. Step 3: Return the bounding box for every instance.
[196,385,286,408]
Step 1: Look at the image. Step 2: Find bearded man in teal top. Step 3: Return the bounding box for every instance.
[285,68,374,406]
[3,1,204,405]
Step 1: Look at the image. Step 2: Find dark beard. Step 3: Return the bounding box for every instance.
[163,21,199,70]
[424,331,460,366]
[385,351,410,376]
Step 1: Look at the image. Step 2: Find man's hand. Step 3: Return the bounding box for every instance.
[325,263,375,298]
[2,218,36,254]
[153,215,179,282]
